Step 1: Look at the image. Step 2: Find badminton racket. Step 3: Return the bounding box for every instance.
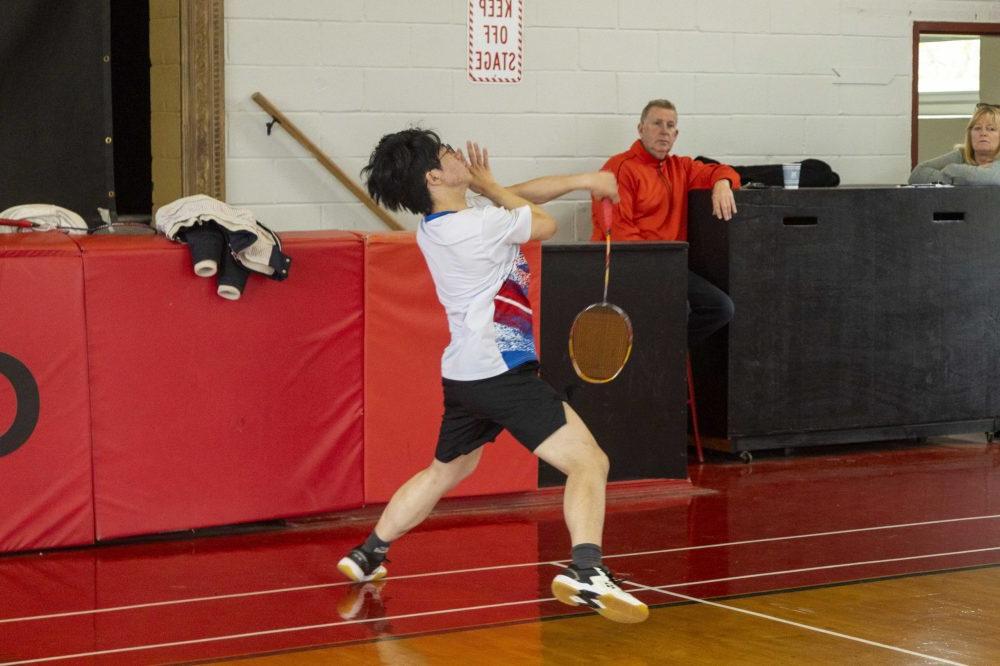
[0,218,155,235]
[568,199,633,383]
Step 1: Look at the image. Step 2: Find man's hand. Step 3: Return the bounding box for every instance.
[466,141,498,195]
[711,179,737,221]
[589,171,620,203]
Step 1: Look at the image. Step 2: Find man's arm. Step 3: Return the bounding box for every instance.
[507,172,620,205]
[689,160,740,221]
[465,142,557,240]
[711,179,737,221]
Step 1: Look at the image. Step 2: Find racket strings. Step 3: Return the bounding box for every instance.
[569,304,633,383]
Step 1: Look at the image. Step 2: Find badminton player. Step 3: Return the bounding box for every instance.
[337,128,648,623]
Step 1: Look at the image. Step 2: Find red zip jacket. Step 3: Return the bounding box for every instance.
[591,140,741,241]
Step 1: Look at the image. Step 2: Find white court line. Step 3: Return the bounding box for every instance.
[637,585,968,666]
[644,545,1000,590]
[0,597,546,665]
[2,513,999,625]
[4,545,995,665]
[601,512,1000,562]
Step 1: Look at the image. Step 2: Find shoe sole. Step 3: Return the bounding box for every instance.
[337,557,387,583]
[551,578,649,624]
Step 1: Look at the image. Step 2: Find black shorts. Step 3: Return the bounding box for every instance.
[435,362,567,463]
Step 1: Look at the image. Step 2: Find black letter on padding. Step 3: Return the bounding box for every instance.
[0,353,40,458]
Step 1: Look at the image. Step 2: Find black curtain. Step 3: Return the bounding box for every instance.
[0,0,114,224]
[110,0,151,216]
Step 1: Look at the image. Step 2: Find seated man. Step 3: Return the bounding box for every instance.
[593,99,740,346]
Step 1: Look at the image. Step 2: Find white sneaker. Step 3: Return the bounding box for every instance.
[551,564,649,623]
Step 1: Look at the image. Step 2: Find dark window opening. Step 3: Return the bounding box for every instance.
[110,0,152,217]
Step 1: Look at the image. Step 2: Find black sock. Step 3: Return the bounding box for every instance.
[571,543,602,570]
[362,531,391,561]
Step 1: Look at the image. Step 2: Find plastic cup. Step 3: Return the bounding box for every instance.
[782,163,801,189]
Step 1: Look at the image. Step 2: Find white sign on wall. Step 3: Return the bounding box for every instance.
[468,0,523,84]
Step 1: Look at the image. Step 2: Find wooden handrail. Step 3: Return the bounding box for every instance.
[251,92,404,231]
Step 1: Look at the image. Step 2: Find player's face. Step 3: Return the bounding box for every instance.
[638,107,678,161]
[436,143,471,185]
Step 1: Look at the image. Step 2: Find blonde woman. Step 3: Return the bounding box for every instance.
[909,103,1000,185]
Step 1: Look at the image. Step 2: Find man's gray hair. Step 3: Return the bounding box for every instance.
[640,99,676,122]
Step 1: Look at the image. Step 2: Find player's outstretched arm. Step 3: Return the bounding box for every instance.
[466,141,558,240]
[508,171,620,205]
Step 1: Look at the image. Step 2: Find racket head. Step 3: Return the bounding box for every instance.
[568,302,634,384]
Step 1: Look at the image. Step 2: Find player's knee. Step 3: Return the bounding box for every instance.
[591,445,610,477]
[566,440,608,478]
[430,451,480,487]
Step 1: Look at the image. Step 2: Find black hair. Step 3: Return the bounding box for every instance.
[361,128,444,216]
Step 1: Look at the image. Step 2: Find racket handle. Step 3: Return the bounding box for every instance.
[600,199,614,235]
[0,218,36,228]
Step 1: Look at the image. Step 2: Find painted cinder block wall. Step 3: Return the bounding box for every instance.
[224,0,1000,239]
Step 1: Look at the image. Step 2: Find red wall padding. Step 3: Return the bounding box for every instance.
[0,234,95,551]
[82,232,365,540]
[363,232,540,503]
[1,228,545,553]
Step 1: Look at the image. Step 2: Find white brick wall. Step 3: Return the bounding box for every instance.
[224,0,1000,236]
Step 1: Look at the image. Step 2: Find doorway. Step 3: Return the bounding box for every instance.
[911,22,1000,167]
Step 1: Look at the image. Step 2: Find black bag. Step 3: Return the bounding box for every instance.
[695,157,840,187]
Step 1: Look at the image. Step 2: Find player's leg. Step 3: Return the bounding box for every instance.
[339,383,495,584]
[375,449,483,541]
[534,403,649,623]
[533,403,608,545]
[337,449,483,582]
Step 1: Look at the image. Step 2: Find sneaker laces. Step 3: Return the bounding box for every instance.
[597,565,631,586]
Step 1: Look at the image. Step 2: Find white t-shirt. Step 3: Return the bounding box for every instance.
[417,199,536,381]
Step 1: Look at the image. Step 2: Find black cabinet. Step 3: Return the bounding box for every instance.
[540,242,689,483]
[688,187,1000,453]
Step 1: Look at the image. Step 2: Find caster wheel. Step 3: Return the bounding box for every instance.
[738,450,753,464]
[988,432,998,444]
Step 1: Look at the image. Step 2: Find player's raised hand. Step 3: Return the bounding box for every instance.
[466,141,497,194]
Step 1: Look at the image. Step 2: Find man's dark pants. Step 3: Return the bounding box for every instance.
[688,271,733,347]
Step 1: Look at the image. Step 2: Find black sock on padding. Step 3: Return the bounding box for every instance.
[571,543,602,570]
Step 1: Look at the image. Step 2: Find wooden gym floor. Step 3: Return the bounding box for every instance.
[1,435,998,664]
